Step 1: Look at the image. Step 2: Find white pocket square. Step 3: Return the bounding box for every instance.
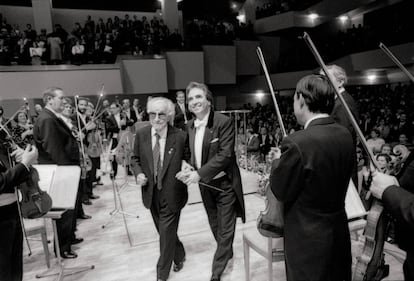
[211,138,219,143]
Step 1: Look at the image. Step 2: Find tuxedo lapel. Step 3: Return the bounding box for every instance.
[45,108,74,138]
[188,123,196,167]
[202,126,213,166]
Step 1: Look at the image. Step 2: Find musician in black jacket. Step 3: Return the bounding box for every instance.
[271,75,354,281]
[0,144,38,281]
[370,151,414,281]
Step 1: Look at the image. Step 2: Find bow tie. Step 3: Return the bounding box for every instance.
[194,119,207,129]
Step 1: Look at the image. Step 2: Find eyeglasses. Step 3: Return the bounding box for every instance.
[148,112,167,120]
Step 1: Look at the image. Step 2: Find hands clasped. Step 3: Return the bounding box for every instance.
[176,161,200,186]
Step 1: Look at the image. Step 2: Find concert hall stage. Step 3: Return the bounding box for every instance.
[22,168,405,281]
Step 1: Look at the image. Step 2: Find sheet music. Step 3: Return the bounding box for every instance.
[345,180,367,220]
[33,165,81,210]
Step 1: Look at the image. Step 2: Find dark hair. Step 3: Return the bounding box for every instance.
[295,75,334,114]
[186,81,214,107]
[371,129,380,136]
[77,97,90,104]
[14,111,28,123]
[376,153,391,163]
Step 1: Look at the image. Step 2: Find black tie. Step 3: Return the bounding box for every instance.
[153,133,162,189]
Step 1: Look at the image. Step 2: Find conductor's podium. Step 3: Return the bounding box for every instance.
[187,168,259,204]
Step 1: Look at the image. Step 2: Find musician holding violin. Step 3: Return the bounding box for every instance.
[12,111,34,148]
[270,75,355,281]
[33,87,81,259]
[370,148,414,280]
[0,142,38,281]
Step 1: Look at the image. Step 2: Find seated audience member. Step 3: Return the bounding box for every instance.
[376,153,392,174]
[367,129,385,154]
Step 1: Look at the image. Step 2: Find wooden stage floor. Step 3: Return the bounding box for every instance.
[22,169,405,281]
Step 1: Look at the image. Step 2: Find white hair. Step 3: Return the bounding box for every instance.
[147,97,175,125]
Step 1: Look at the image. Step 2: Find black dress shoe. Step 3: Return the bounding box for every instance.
[210,276,220,281]
[78,214,92,219]
[61,250,78,259]
[173,258,185,272]
[89,194,100,200]
[71,237,84,245]
[82,199,92,205]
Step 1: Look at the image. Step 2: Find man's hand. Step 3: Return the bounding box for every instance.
[11,145,24,163]
[136,173,148,186]
[370,171,399,199]
[85,122,96,131]
[182,171,200,185]
[20,145,38,167]
[181,160,193,172]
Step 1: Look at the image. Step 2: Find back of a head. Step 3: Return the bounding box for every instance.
[295,75,335,114]
[42,87,62,105]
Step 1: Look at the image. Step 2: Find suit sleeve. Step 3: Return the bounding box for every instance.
[106,117,120,134]
[198,117,234,182]
[382,186,414,232]
[0,163,30,194]
[183,133,191,162]
[247,137,259,152]
[271,137,305,204]
[131,133,144,177]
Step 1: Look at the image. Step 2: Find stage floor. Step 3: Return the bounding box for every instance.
[22,169,405,281]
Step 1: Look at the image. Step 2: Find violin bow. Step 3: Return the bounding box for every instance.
[256,47,287,137]
[303,32,379,170]
[74,95,88,168]
[92,84,105,120]
[379,42,414,83]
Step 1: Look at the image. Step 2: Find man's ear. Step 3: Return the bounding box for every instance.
[298,94,305,109]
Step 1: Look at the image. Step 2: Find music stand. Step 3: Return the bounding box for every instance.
[101,156,138,247]
[33,165,94,281]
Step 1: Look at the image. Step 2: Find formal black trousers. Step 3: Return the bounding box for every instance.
[0,202,23,281]
[200,177,237,278]
[150,188,185,280]
[404,251,414,281]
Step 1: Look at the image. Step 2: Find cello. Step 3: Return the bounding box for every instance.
[255,47,286,238]
[303,32,388,281]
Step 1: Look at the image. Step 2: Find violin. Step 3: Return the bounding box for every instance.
[86,121,103,158]
[19,167,52,219]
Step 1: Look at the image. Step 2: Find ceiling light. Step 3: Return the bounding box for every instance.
[308,13,318,20]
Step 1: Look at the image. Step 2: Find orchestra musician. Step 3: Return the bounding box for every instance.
[122,98,138,124]
[12,111,34,148]
[0,144,38,281]
[176,82,245,281]
[132,97,189,281]
[106,102,134,178]
[370,149,414,280]
[173,90,191,131]
[33,87,81,259]
[270,75,354,281]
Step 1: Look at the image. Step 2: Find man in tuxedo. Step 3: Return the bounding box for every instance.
[245,128,260,159]
[177,82,245,281]
[271,75,354,281]
[106,102,134,178]
[33,87,81,259]
[370,149,414,281]
[132,97,189,281]
[174,91,191,131]
[0,144,37,281]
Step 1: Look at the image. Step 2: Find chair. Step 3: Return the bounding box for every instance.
[243,227,284,281]
[243,219,367,281]
[24,218,50,268]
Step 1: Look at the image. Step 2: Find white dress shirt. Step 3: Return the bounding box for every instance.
[151,126,167,166]
[194,111,210,169]
[114,113,121,128]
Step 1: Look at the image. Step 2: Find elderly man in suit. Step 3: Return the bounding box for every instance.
[271,75,355,281]
[132,97,189,281]
[33,87,81,259]
[177,82,245,281]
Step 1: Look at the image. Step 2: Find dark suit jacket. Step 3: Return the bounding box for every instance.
[174,103,191,131]
[383,151,414,253]
[0,161,29,194]
[106,113,134,137]
[34,108,80,165]
[123,108,138,123]
[271,117,354,281]
[132,125,189,212]
[187,111,246,222]
[258,134,272,157]
[331,90,359,143]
